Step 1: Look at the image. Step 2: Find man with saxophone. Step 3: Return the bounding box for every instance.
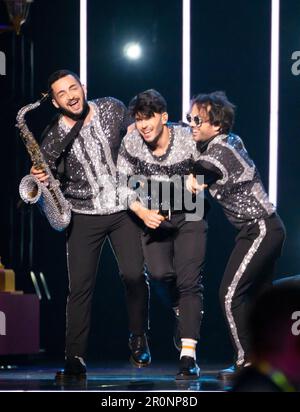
[30,70,150,381]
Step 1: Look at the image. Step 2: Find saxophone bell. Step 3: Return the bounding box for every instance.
[19,175,42,204]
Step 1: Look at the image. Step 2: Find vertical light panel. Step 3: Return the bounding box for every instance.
[182,0,191,121]
[80,0,87,87]
[269,0,280,206]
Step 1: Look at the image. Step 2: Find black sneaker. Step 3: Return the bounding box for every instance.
[129,334,151,368]
[55,356,87,382]
[218,362,251,382]
[176,356,200,381]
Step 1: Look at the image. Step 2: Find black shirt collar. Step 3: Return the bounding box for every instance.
[196,134,217,153]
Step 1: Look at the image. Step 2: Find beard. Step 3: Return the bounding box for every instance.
[59,98,90,121]
[144,126,164,148]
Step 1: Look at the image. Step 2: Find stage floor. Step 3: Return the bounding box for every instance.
[0,362,231,392]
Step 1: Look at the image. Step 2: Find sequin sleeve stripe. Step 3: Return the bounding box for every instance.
[89,125,114,178]
[216,139,256,183]
[117,142,141,209]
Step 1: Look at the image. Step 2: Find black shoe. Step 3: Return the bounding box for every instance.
[55,356,87,382]
[129,334,151,368]
[218,362,251,382]
[173,308,181,351]
[176,356,200,381]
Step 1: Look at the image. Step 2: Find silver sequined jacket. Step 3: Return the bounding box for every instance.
[117,125,198,210]
[194,133,276,229]
[41,98,130,215]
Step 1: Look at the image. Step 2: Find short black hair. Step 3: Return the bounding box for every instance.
[47,70,81,94]
[129,89,167,118]
[191,91,235,134]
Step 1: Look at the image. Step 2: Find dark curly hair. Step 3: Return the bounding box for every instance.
[191,91,236,134]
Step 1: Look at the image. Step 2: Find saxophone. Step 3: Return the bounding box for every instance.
[17,96,72,231]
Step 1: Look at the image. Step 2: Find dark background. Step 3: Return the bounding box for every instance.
[0,0,299,365]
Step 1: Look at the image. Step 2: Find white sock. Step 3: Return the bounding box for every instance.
[180,338,197,360]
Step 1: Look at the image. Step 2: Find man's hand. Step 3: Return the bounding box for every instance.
[139,209,165,230]
[30,166,49,184]
[130,202,165,229]
[186,174,208,194]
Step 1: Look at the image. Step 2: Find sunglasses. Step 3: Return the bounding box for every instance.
[186,114,203,126]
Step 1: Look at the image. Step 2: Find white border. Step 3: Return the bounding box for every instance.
[269,0,280,206]
[182,0,191,121]
[80,0,87,87]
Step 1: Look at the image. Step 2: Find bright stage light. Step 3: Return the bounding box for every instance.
[124,43,142,60]
[269,0,280,207]
[80,0,87,87]
[182,0,191,122]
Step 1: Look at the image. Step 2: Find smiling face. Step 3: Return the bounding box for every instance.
[189,104,220,142]
[51,74,87,119]
[135,112,168,145]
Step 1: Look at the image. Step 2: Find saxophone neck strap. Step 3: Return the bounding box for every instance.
[56,118,85,156]
[42,104,90,160]
[54,102,91,155]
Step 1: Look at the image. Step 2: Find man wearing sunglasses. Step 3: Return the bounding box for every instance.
[186,91,286,381]
[117,89,208,380]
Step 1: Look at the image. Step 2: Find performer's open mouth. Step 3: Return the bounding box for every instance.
[68,99,81,110]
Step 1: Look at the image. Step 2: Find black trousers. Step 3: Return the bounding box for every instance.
[219,213,286,366]
[142,214,208,341]
[65,211,149,358]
